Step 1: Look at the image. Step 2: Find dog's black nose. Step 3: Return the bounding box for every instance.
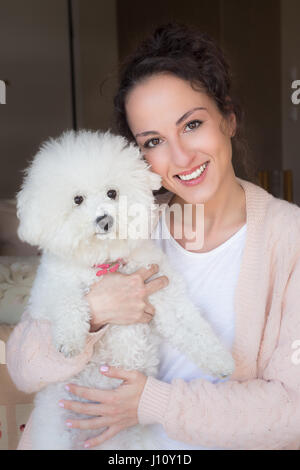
[96,214,114,232]
[96,215,106,224]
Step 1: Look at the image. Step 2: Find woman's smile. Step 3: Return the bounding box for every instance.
[174,161,210,185]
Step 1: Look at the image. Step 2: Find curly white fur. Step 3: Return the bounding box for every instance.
[16,130,234,450]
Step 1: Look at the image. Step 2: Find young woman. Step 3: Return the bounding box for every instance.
[7,23,300,450]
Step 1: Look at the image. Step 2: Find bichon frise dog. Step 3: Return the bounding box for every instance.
[16,129,234,450]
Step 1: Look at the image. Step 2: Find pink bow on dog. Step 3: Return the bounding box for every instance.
[94,258,125,276]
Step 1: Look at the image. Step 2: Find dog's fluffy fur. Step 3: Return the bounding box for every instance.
[17,130,234,450]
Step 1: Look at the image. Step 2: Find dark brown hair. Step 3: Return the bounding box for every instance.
[114,23,256,192]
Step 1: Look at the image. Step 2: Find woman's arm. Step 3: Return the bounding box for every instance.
[138,259,300,450]
[6,311,107,394]
[6,264,167,394]
[62,260,300,450]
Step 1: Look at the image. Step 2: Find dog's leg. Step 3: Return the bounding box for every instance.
[28,258,92,358]
[31,384,73,450]
[91,424,147,450]
[51,295,91,358]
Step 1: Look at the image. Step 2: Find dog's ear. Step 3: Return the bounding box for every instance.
[148,171,162,191]
[16,172,44,247]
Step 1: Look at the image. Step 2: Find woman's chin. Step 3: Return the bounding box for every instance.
[174,187,213,206]
[169,172,220,206]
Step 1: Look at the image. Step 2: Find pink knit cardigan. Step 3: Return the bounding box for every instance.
[6,178,300,450]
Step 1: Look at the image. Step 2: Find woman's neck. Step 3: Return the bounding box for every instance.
[167,175,246,252]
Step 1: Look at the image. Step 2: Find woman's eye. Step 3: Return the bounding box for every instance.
[185,120,202,131]
[143,137,161,149]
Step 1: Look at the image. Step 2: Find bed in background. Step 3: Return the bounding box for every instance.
[0,199,38,450]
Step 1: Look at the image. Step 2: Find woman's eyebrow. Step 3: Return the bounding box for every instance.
[135,130,159,138]
[176,107,207,125]
[135,107,207,138]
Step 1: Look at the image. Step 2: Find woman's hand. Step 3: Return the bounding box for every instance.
[87,264,169,331]
[59,366,147,449]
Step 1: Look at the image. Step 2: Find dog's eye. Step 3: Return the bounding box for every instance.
[74,195,84,205]
[107,189,117,200]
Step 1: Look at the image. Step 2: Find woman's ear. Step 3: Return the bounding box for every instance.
[224,96,237,138]
[229,113,237,138]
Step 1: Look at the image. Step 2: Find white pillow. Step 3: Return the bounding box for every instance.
[0,256,39,324]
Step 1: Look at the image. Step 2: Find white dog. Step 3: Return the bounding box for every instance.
[17,130,234,450]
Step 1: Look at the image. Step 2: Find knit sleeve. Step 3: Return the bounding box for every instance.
[6,311,108,394]
[138,260,300,450]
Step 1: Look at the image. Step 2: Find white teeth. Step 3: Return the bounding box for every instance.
[178,162,208,181]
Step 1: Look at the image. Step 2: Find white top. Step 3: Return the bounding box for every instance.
[145,207,247,450]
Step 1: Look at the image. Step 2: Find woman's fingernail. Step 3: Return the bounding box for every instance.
[84,442,90,448]
[65,385,70,391]
[65,421,72,427]
[100,365,109,373]
[58,401,64,408]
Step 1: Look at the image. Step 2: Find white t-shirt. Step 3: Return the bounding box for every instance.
[145,207,247,450]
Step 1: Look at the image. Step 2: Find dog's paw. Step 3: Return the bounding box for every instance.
[55,342,84,358]
[209,355,235,380]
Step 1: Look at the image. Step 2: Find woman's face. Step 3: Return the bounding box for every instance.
[125,74,236,205]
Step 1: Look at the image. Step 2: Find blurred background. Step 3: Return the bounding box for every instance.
[0,1,300,449]
[0,0,299,203]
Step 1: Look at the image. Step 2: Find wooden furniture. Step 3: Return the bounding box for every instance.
[258,170,294,202]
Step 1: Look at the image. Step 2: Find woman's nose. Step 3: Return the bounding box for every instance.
[168,137,195,168]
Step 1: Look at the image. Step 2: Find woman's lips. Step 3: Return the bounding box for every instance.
[176,162,207,177]
[174,161,210,186]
